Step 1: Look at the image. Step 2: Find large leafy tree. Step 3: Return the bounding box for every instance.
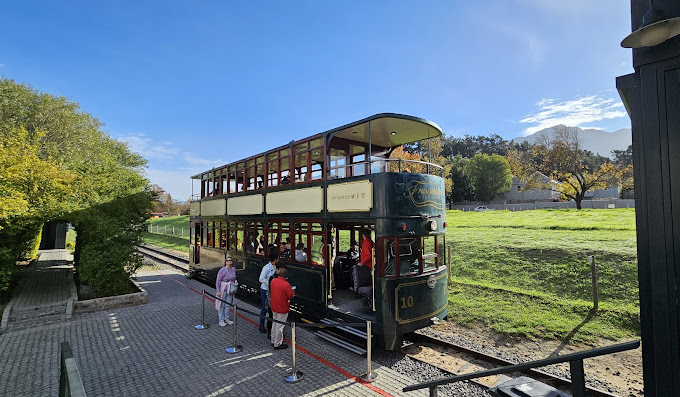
[464,153,513,202]
[0,78,152,295]
[507,125,621,209]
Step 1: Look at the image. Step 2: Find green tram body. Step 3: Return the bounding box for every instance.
[189,114,449,349]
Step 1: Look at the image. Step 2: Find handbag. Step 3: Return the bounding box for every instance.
[228,281,239,295]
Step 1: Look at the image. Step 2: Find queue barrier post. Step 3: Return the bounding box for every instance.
[225,304,242,354]
[284,322,304,383]
[194,289,209,330]
[360,320,377,382]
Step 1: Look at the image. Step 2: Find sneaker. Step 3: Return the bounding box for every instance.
[274,343,288,350]
[219,321,227,327]
[258,326,267,333]
[225,320,234,325]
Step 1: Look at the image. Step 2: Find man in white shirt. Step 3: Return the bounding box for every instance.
[258,251,278,333]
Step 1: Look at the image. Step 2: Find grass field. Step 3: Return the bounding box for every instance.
[446,208,639,342]
[143,209,640,342]
[147,216,190,239]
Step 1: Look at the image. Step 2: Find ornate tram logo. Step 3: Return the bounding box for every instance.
[427,274,437,289]
[397,180,445,210]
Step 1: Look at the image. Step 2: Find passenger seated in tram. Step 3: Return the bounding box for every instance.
[281,175,291,184]
[280,237,291,259]
[294,242,307,262]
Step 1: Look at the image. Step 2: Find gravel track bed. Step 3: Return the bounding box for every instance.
[416,327,638,396]
[373,349,492,397]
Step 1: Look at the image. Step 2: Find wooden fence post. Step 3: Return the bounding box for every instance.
[587,255,598,311]
[447,244,452,285]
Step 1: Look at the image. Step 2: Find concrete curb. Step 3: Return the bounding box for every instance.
[73,280,148,314]
[0,300,14,334]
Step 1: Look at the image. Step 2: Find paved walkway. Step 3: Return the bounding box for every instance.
[0,250,429,396]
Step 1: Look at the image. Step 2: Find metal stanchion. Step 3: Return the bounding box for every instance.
[194,289,210,330]
[361,320,377,382]
[284,322,304,383]
[225,304,242,353]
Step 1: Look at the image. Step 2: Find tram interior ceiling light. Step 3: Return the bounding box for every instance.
[621,0,680,48]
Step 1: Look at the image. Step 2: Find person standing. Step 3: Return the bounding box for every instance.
[258,251,278,333]
[269,267,295,350]
[359,228,375,270]
[216,257,237,326]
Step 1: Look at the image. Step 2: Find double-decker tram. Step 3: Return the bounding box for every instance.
[189,113,448,349]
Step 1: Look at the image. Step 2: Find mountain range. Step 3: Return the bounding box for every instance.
[511,126,632,158]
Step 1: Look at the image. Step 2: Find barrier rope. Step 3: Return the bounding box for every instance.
[204,290,370,330]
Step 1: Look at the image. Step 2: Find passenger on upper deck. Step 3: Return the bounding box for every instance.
[281,175,291,185]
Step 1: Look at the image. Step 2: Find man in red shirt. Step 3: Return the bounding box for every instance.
[359,228,375,270]
[269,267,295,349]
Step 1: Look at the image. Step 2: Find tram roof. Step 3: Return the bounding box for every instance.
[191,113,442,179]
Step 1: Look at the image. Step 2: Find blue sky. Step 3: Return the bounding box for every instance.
[1,1,633,200]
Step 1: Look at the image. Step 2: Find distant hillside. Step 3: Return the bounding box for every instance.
[512,126,631,158]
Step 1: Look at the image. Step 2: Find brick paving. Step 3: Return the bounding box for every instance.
[0,254,429,396]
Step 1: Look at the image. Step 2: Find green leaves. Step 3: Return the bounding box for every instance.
[0,78,152,297]
[464,153,513,202]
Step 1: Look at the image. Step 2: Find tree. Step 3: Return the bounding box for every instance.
[507,125,621,209]
[449,155,474,203]
[463,153,513,202]
[0,78,151,296]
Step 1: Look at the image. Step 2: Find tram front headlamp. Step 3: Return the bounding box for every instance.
[429,220,437,231]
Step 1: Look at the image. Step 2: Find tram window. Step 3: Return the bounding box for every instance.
[311,234,324,266]
[280,223,291,259]
[422,235,437,272]
[352,153,366,177]
[206,222,214,247]
[295,152,308,182]
[280,152,291,185]
[310,150,323,181]
[220,227,227,249]
[190,225,195,245]
[256,159,265,189]
[397,237,419,276]
[329,148,346,179]
[384,238,396,276]
[236,228,244,253]
[235,162,245,193]
[228,222,237,251]
[293,222,309,263]
[267,221,279,250]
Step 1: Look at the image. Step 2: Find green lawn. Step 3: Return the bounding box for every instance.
[446,208,639,342]
[142,210,640,342]
[148,215,190,239]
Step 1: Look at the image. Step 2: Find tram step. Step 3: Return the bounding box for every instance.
[316,330,367,356]
[319,318,368,340]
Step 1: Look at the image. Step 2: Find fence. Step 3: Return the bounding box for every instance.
[403,339,640,396]
[59,342,87,397]
[147,224,189,239]
[452,199,635,212]
[195,288,377,383]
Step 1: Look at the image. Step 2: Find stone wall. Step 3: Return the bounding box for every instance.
[73,280,147,313]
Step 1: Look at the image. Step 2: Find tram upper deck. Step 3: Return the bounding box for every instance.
[190,113,444,200]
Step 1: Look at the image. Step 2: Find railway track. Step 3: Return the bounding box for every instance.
[403,332,620,397]
[137,244,190,274]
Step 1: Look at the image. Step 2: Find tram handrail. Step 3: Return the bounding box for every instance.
[402,339,640,396]
[327,158,444,177]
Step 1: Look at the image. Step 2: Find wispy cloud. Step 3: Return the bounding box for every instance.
[519,95,627,135]
[0,64,6,67]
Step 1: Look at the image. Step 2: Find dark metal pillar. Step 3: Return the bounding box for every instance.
[617,1,680,395]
